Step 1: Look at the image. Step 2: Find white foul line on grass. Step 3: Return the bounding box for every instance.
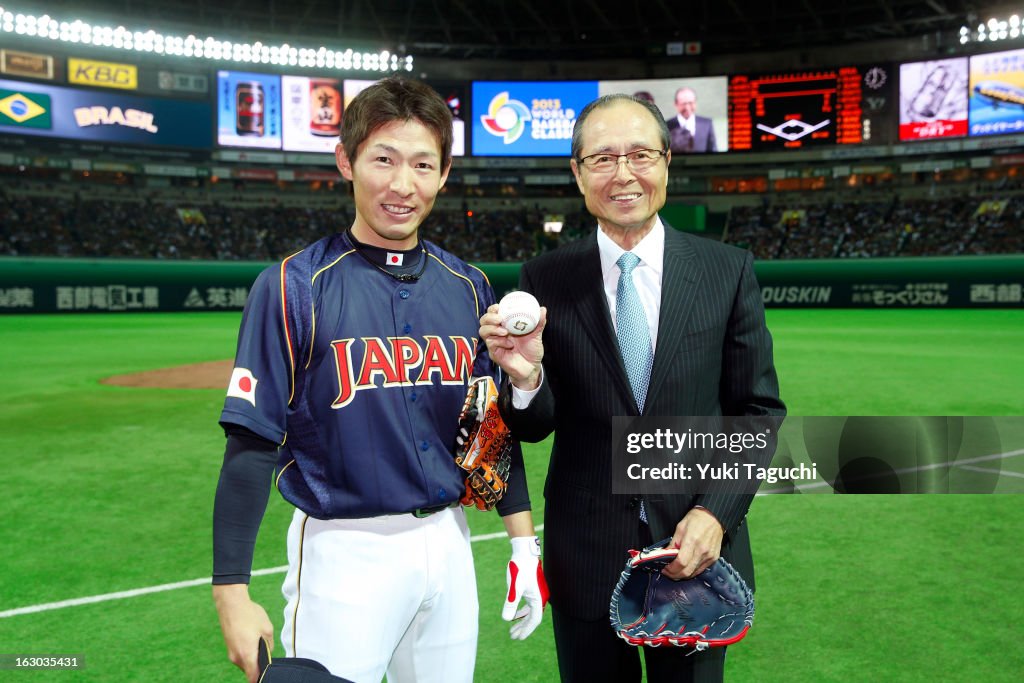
[956,464,1024,479]
[6,447,1024,619]
[758,447,1024,494]
[0,525,543,619]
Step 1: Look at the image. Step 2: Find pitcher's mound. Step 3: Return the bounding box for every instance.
[102,359,234,390]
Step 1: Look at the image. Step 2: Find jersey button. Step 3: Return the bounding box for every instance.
[438,488,448,501]
[403,324,412,334]
[420,440,429,451]
[399,289,410,299]
[410,392,417,402]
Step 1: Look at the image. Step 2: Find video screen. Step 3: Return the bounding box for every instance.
[0,77,211,148]
[343,78,465,156]
[471,80,599,156]
[281,75,342,153]
[899,58,969,140]
[342,78,376,108]
[600,77,729,153]
[216,70,282,149]
[968,48,1024,137]
[425,79,467,158]
[728,64,894,150]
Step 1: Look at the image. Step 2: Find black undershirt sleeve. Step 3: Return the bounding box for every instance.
[212,427,278,585]
[495,440,532,517]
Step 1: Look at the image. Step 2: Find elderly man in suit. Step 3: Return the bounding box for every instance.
[479,94,784,682]
[666,86,717,153]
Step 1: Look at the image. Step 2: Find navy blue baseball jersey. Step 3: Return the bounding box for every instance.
[220,231,527,519]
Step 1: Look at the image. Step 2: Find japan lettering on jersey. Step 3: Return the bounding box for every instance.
[220,232,499,519]
[329,334,475,409]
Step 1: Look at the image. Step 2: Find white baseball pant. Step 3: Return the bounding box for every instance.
[281,506,478,683]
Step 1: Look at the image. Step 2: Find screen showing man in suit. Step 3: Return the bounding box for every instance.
[478,94,784,683]
[668,86,718,153]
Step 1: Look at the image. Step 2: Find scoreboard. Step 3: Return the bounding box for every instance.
[11,48,1024,157]
[729,65,894,150]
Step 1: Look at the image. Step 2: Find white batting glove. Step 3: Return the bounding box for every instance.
[502,536,549,640]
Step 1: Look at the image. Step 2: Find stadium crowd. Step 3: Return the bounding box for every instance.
[0,182,577,262]
[724,195,1024,259]
[2,179,1021,261]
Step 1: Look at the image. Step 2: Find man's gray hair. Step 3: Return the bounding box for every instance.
[570,94,671,160]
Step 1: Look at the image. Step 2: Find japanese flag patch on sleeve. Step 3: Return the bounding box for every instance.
[227,367,258,406]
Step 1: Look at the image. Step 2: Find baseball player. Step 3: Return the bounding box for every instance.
[212,77,546,683]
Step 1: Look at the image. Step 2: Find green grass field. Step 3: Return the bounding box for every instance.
[0,310,1022,682]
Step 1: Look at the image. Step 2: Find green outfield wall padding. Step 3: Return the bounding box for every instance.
[0,254,1021,312]
[753,255,1023,308]
[661,203,706,232]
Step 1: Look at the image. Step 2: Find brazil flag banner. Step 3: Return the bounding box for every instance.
[0,89,51,128]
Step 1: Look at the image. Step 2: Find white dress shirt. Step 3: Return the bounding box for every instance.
[596,217,664,354]
[511,218,665,407]
[676,113,697,136]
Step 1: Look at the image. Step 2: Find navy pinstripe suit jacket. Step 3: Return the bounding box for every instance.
[502,224,785,619]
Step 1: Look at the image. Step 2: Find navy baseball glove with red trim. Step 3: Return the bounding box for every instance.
[610,539,754,650]
[257,638,355,683]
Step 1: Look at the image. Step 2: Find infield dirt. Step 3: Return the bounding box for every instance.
[101,359,233,390]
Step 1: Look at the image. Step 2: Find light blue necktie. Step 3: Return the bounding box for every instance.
[615,252,654,413]
[616,252,654,524]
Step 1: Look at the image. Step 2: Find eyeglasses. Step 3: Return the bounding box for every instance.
[577,148,667,173]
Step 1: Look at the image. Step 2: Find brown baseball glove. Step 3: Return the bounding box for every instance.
[454,377,512,511]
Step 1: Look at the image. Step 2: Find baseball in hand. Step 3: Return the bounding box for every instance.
[498,291,541,336]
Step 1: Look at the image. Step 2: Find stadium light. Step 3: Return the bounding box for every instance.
[961,12,1024,45]
[0,4,413,72]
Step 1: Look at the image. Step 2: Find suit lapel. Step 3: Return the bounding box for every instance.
[568,234,637,411]
[647,227,701,406]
